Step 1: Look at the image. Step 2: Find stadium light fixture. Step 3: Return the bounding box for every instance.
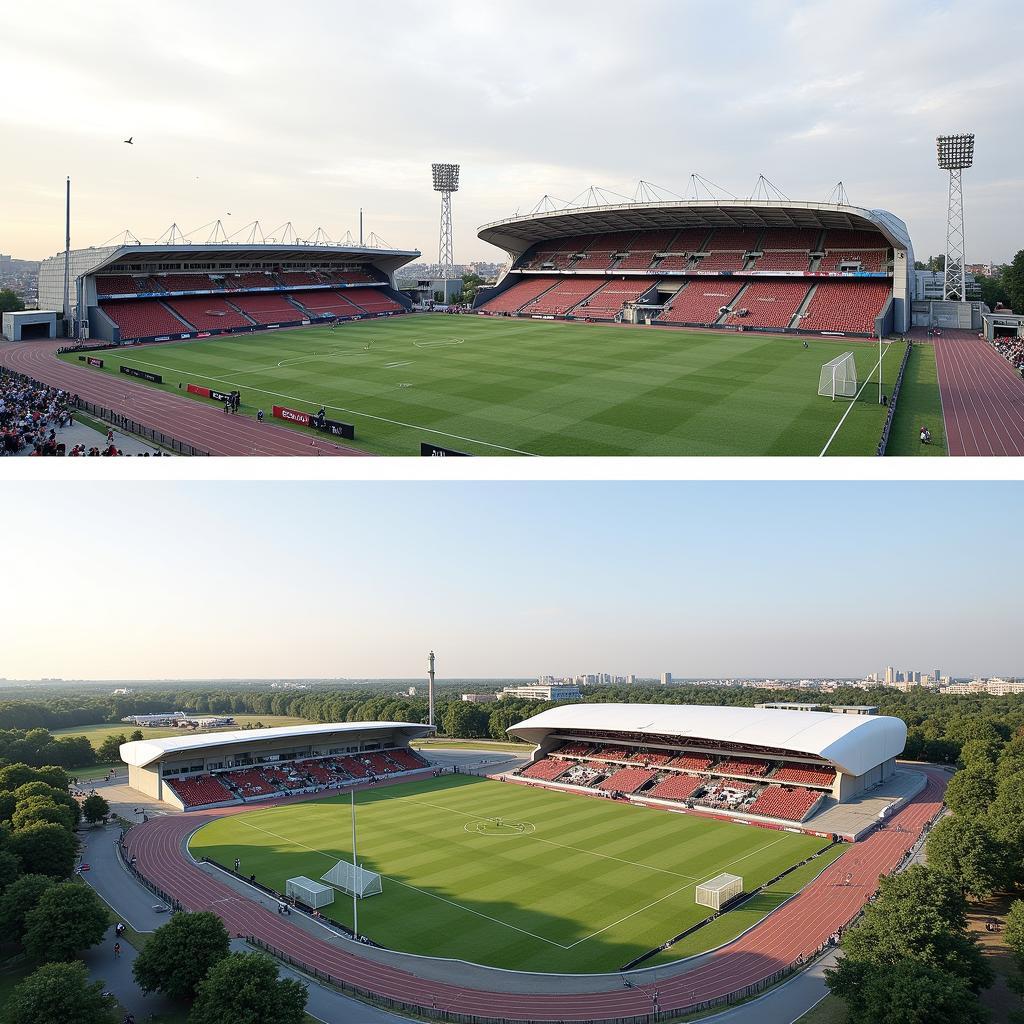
[936,133,974,170]
[935,133,975,301]
[432,163,460,193]
[431,163,460,281]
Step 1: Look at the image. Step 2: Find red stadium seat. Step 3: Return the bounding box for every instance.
[646,774,703,801]
[724,280,811,329]
[101,300,193,339]
[165,774,235,807]
[519,758,573,781]
[519,278,604,316]
[573,278,657,319]
[228,293,304,325]
[480,277,559,313]
[714,757,772,778]
[797,280,891,333]
[597,767,656,794]
[667,753,714,772]
[657,281,744,325]
[772,763,836,786]
[747,785,821,822]
[291,290,364,316]
[167,296,255,331]
[343,288,403,313]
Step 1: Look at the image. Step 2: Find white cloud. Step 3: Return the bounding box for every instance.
[0,0,1020,262]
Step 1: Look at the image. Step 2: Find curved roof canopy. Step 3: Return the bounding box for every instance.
[507,703,906,777]
[119,721,434,768]
[478,200,911,261]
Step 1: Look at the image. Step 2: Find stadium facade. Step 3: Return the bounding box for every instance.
[474,199,915,336]
[507,703,907,831]
[119,721,434,810]
[38,241,420,343]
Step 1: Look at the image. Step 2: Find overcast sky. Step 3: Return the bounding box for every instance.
[0,481,1017,681]
[1,0,1020,264]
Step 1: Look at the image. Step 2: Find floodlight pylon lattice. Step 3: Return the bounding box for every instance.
[936,134,975,302]
[432,163,460,280]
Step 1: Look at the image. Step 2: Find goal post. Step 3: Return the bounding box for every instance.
[818,352,858,400]
[321,859,383,898]
[285,876,335,909]
[695,873,743,911]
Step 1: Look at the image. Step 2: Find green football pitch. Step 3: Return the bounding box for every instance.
[187,775,845,972]
[64,315,902,456]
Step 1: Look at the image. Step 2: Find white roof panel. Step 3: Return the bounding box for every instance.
[119,721,434,768]
[507,703,905,777]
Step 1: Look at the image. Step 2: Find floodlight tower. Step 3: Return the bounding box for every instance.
[427,650,436,729]
[432,163,460,280]
[936,133,975,302]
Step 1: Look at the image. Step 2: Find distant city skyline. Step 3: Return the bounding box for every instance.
[1,481,1020,680]
[1,1,1021,263]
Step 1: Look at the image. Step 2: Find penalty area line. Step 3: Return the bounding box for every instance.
[819,343,894,457]
[227,815,569,948]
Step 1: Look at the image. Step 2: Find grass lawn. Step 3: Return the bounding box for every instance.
[885,343,947,456]
[62,316,905,456]
[188,774,843,973]
[51,714,314,747]
[413,739,530,752]
[795,995,847,1023]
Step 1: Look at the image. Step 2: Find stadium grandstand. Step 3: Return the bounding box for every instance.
[38,241,418,344]
[507,703,907,832]
[118,721,435,810]
[474,199,913,337]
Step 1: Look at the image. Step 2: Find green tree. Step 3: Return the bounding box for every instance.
[441,701,489,738]
[944,767,997,819]
[11,797,76,833]
[188,952,307,1024]
[23,882,109,961]
[129,729,144,742]
[1003,249,1024,314]
[81,794,109,825]
[839,865,992,991]
[0,874,56,941]
[2,961,116,1024]
[95,734,126,762]
[826,957,987,1024]
[0,848,21,892]
[9,822,77,879]
[1005,898,1024,962]
[0,289,25,315]
[926,815,1007,900]
[976,272,1010,310]
[0,765,68,793]
[133,911,231,1001]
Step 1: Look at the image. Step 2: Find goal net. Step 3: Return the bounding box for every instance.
[321,859,383,898]
[817,352,858,399]
[695,872,743,911]
[285,876,334,909]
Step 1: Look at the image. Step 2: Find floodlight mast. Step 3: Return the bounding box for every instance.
[432,163,460,280]
[936,134,974,302]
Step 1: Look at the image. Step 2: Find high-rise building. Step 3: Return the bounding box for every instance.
[660,672,673,686]
[885,665,895,686]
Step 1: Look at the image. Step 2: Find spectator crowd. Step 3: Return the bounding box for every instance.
[991,333,1024,378]
[1,371,75,455]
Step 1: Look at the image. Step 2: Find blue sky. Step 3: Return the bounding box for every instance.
[0,481,1015,680]
[1,0,1020,263]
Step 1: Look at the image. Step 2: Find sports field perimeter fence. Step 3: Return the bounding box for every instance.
[74,397,210,456]
[876,340,913,455]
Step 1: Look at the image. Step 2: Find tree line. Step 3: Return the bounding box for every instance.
[826,718,1024,1022]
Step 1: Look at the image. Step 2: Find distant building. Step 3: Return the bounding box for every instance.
[626,674,637,685]
[461,693,498,703]
[123,712,188,727]
[502,684,582,702]
[112,687,134,695]
[660,672,673,686]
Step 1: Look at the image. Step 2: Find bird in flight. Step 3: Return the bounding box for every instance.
[123,136,134,145]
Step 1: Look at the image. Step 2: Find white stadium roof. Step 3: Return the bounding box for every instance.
[119,721,434,768]
[478,199,911,260]
[507,703,906,777]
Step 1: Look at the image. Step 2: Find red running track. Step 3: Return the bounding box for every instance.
[933,332,1024,456]
[123,767,947,1021]
[0,340,369,457]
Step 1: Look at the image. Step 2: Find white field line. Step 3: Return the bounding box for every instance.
[567,878,696,948]
[819,343,894,457]
[397,796,700,881]
[112,354,538,456]
[230,815,569,948]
